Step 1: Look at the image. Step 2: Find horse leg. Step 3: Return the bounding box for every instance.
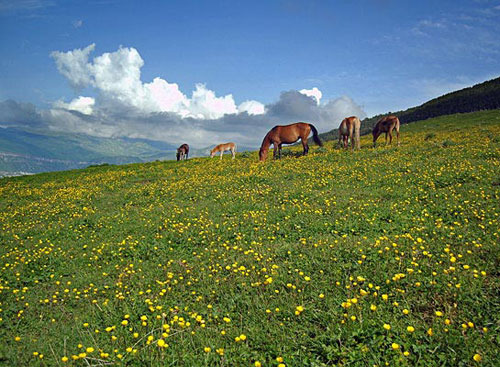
[220,150,223,160]
[388,128,393,145]
[273,143,279,159]
[278,144,282,159]
[396,128,400,146]
[302,138,309,155]
[232,148,235,159]
[349,126,354,151]
[385,132,388,145]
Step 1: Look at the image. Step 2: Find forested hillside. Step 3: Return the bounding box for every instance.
[320,76,500,141]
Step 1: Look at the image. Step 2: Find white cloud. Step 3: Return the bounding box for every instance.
[186,84,238,119]
[53,96,95,115]
[44,44,366,147]
[299,87,322,105]
[145,77,188,115]
[50,44,240,119]
[51,44,95,89]
[238,100,266,115]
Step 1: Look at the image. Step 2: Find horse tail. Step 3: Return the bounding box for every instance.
[354,117,361,150]
[309,124,323,147]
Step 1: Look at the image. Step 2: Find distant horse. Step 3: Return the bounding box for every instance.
[259,122,323,161]
[372,115,400,147]
[338,116,361,150]
[210,142,236,159]
[176,144,189,161]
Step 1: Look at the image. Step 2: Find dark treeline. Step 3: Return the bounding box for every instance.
[319,76,500,142]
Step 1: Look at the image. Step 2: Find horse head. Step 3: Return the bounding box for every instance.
[258,147,267,161]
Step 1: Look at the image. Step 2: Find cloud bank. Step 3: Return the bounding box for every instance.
[3,44,366,148]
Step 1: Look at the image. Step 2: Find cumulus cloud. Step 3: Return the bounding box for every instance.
[51,44,96,89]
[34,44,366,148]
[39,90,365,148]
[50,44,242,119]
[238,100,266,115]
[299,87,322,105]
[188,84,237,119]
[53,96,95,115]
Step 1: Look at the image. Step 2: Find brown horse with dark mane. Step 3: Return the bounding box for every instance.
[176,143,189,161]
[338,116,361,150]
[259,122,323,161]
[372,115,400,147]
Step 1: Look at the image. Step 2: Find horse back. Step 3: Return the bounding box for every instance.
[340,116,360,134]
[215,142,235,151]
[376,115,398,131]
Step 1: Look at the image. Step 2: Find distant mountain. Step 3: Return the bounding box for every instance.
[0,123,259,177]
[0,126,176,176]
[319,76,500,142]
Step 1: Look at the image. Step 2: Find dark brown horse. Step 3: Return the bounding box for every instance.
[338,116,361,150]
[259,122,323,161]
[176,143,189,161]
[372,116,400,147]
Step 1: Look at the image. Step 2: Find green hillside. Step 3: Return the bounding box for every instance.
[320,76,500,142]
[0,110,499,366]
[0,127,175,175]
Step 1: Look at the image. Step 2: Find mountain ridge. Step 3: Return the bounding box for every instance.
[319,75,500,142]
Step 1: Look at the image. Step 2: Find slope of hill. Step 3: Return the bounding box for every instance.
[1,110,499,366]
[0,126,258,176]
[319,76,500,141]
[0,126,176,176]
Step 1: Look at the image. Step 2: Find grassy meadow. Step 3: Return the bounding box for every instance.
[0,110,499,366]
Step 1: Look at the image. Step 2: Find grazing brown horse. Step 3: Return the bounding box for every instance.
[259,122,323,161]
[210,142,236,159]
[372,115,400,147]
[176,144,189,161]
[338,116,361,150]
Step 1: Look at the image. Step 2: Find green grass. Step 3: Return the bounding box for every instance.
[0,110,499,366]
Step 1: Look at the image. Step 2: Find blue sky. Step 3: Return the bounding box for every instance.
[1,0,500,146]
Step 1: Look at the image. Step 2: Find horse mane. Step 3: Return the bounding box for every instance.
[259,131,273,152]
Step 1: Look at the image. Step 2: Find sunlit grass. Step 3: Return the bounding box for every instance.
[0,110,499,366]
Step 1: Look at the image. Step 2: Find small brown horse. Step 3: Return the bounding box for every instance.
[259,122,323,161]
[372,115,400,147]
[338,116,361,150]
[210,142,236,159]
[176,144,189,161]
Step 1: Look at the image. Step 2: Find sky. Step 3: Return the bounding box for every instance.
[1,0,500,148]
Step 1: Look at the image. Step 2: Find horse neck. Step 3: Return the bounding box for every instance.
[261,133,272,150]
